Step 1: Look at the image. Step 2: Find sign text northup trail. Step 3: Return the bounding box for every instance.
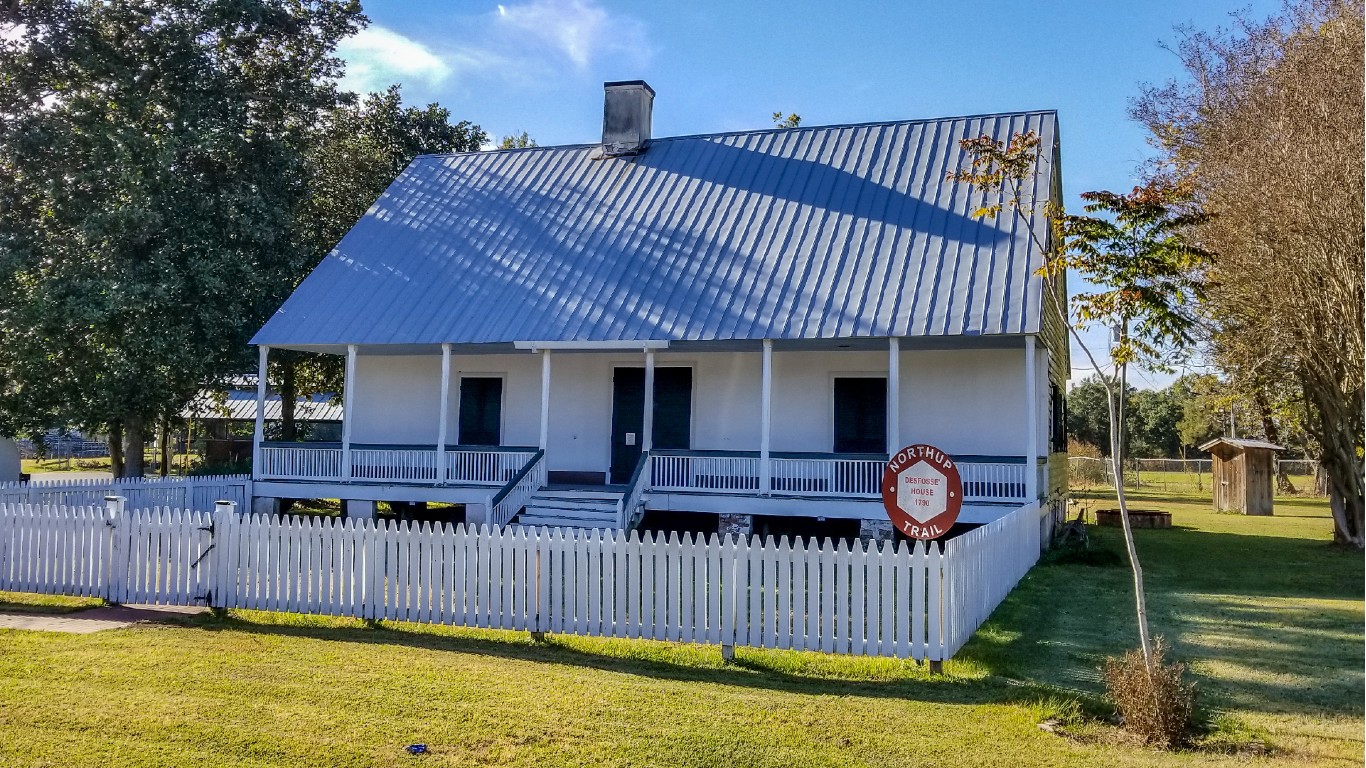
[881,444,964,539]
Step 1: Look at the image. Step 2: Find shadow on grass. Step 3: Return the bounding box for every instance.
[172,608,1095,713]
[955,522,1364,718]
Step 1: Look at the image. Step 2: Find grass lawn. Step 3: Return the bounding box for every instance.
[0,591,103,614]
[0,487,1359,767]
[20,451,203,476]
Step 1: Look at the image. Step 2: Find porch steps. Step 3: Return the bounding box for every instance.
[515,488,622,530]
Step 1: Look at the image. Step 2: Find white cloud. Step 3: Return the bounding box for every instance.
[494,0,649,71]
[337,26,453,93]
[335,2,650,95]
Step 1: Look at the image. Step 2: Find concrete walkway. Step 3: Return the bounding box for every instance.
[0,604,206,634]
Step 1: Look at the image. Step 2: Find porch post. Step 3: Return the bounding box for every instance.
[760,339,772,495]
[539,349,551,450]
[1025,335,1039,502]
[342,344,357,482]
[436,343,451,483]
[887,337,900,454]
[642,349,655,452]
[252,346,268,478]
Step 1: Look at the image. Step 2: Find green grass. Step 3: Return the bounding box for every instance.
[21,451,203,475]
[1070,469,1322,497]
[0,488,1359,767]
[0,590,103,614]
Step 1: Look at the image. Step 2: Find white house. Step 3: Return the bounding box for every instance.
[249,81,1070,538]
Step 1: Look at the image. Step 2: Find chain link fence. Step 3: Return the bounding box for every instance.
[1068,456,1326,497]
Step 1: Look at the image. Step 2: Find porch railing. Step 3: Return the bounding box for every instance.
[958,461,1029,503]
[350,446,440,482]
[446,448,539,485]
[650,450,1030,504]
[256,442,537,485]
[616,452,651,530]
[489,450,546,527]
[651,451,761,493]
[259,443,343,481]
[769,454,884,497]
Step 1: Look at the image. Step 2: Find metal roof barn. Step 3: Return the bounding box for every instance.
[252,110,1060,350]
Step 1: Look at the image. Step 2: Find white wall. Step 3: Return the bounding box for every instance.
[771,350,887,452]
[351,355,441,444]
[348,343,1042,469]
[900,347,1031,456]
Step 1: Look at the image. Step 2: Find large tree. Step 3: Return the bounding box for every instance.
[271,85,487,441]
[0,0,364,475]
[1132,0,1365,546]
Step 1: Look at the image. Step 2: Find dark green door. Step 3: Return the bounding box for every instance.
[833,377,886,454]
[610,367,692,483]
[458,377,503,446]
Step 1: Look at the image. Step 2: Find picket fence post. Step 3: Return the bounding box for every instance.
[103,495,126,604]
[209,500,236,614]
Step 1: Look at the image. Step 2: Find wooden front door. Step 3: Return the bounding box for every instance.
[610,367,692,484]
[833,377,886,454]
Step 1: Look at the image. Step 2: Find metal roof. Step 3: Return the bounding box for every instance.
[252,110,1059,348]
[1198,437,1285,452]
[182,389,342,422]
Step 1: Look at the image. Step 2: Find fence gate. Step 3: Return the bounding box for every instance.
[105,503,217,607]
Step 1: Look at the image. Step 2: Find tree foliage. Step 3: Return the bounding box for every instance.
[1132,0,1365,546]
[951,129,1212,683]
[498,131,536,149]
[0,0,364,474]
[273,85,488,439]
[771,112,801,129]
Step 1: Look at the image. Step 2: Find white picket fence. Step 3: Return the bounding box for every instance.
[0,503,215,605]
[0,475,250,513]
[0,498,1041,662]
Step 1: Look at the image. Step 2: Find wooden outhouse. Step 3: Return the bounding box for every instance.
[1199,438,1283,516]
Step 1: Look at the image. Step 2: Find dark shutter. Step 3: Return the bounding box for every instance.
[652,367,693,450]
[833,377,886,454]
[458,377,503,446]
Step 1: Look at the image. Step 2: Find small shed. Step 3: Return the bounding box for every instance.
[1199,437,1284,516]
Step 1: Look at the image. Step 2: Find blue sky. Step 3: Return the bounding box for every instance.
[337,0,1277,389]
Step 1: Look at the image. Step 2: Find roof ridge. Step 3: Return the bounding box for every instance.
[416,109,1059,162]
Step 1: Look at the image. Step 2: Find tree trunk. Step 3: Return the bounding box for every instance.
[1300,364,1363,548]
[279,356,298,443]
[109,421,124,478]
[1108,356,1155,673]
[121,416,145,478]
[158,417,171,478]
[1255,392,1296,494]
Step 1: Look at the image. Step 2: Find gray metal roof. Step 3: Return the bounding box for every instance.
[253,110,1059,348]
[1198,437,1285,452]
[182,389,342,422]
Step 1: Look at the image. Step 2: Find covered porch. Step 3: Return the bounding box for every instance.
[249,335,1049,529]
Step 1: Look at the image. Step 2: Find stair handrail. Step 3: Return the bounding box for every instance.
[488,449,546,527]
[615,450,651,530]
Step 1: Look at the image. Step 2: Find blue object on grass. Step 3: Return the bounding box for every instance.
[406,744,428,755]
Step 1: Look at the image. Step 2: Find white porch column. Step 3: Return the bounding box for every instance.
[760,339,773,495]
[887,337,900,454]
[252,346,269,479]
[1025,336,1039,502]
[538,349,551,450]
[436,343,451,483]
[642,349,656,452]
[342,344,357,482]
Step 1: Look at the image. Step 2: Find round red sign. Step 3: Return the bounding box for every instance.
[882,444,964,540]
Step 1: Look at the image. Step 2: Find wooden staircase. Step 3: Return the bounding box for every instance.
[514,488,623,530]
